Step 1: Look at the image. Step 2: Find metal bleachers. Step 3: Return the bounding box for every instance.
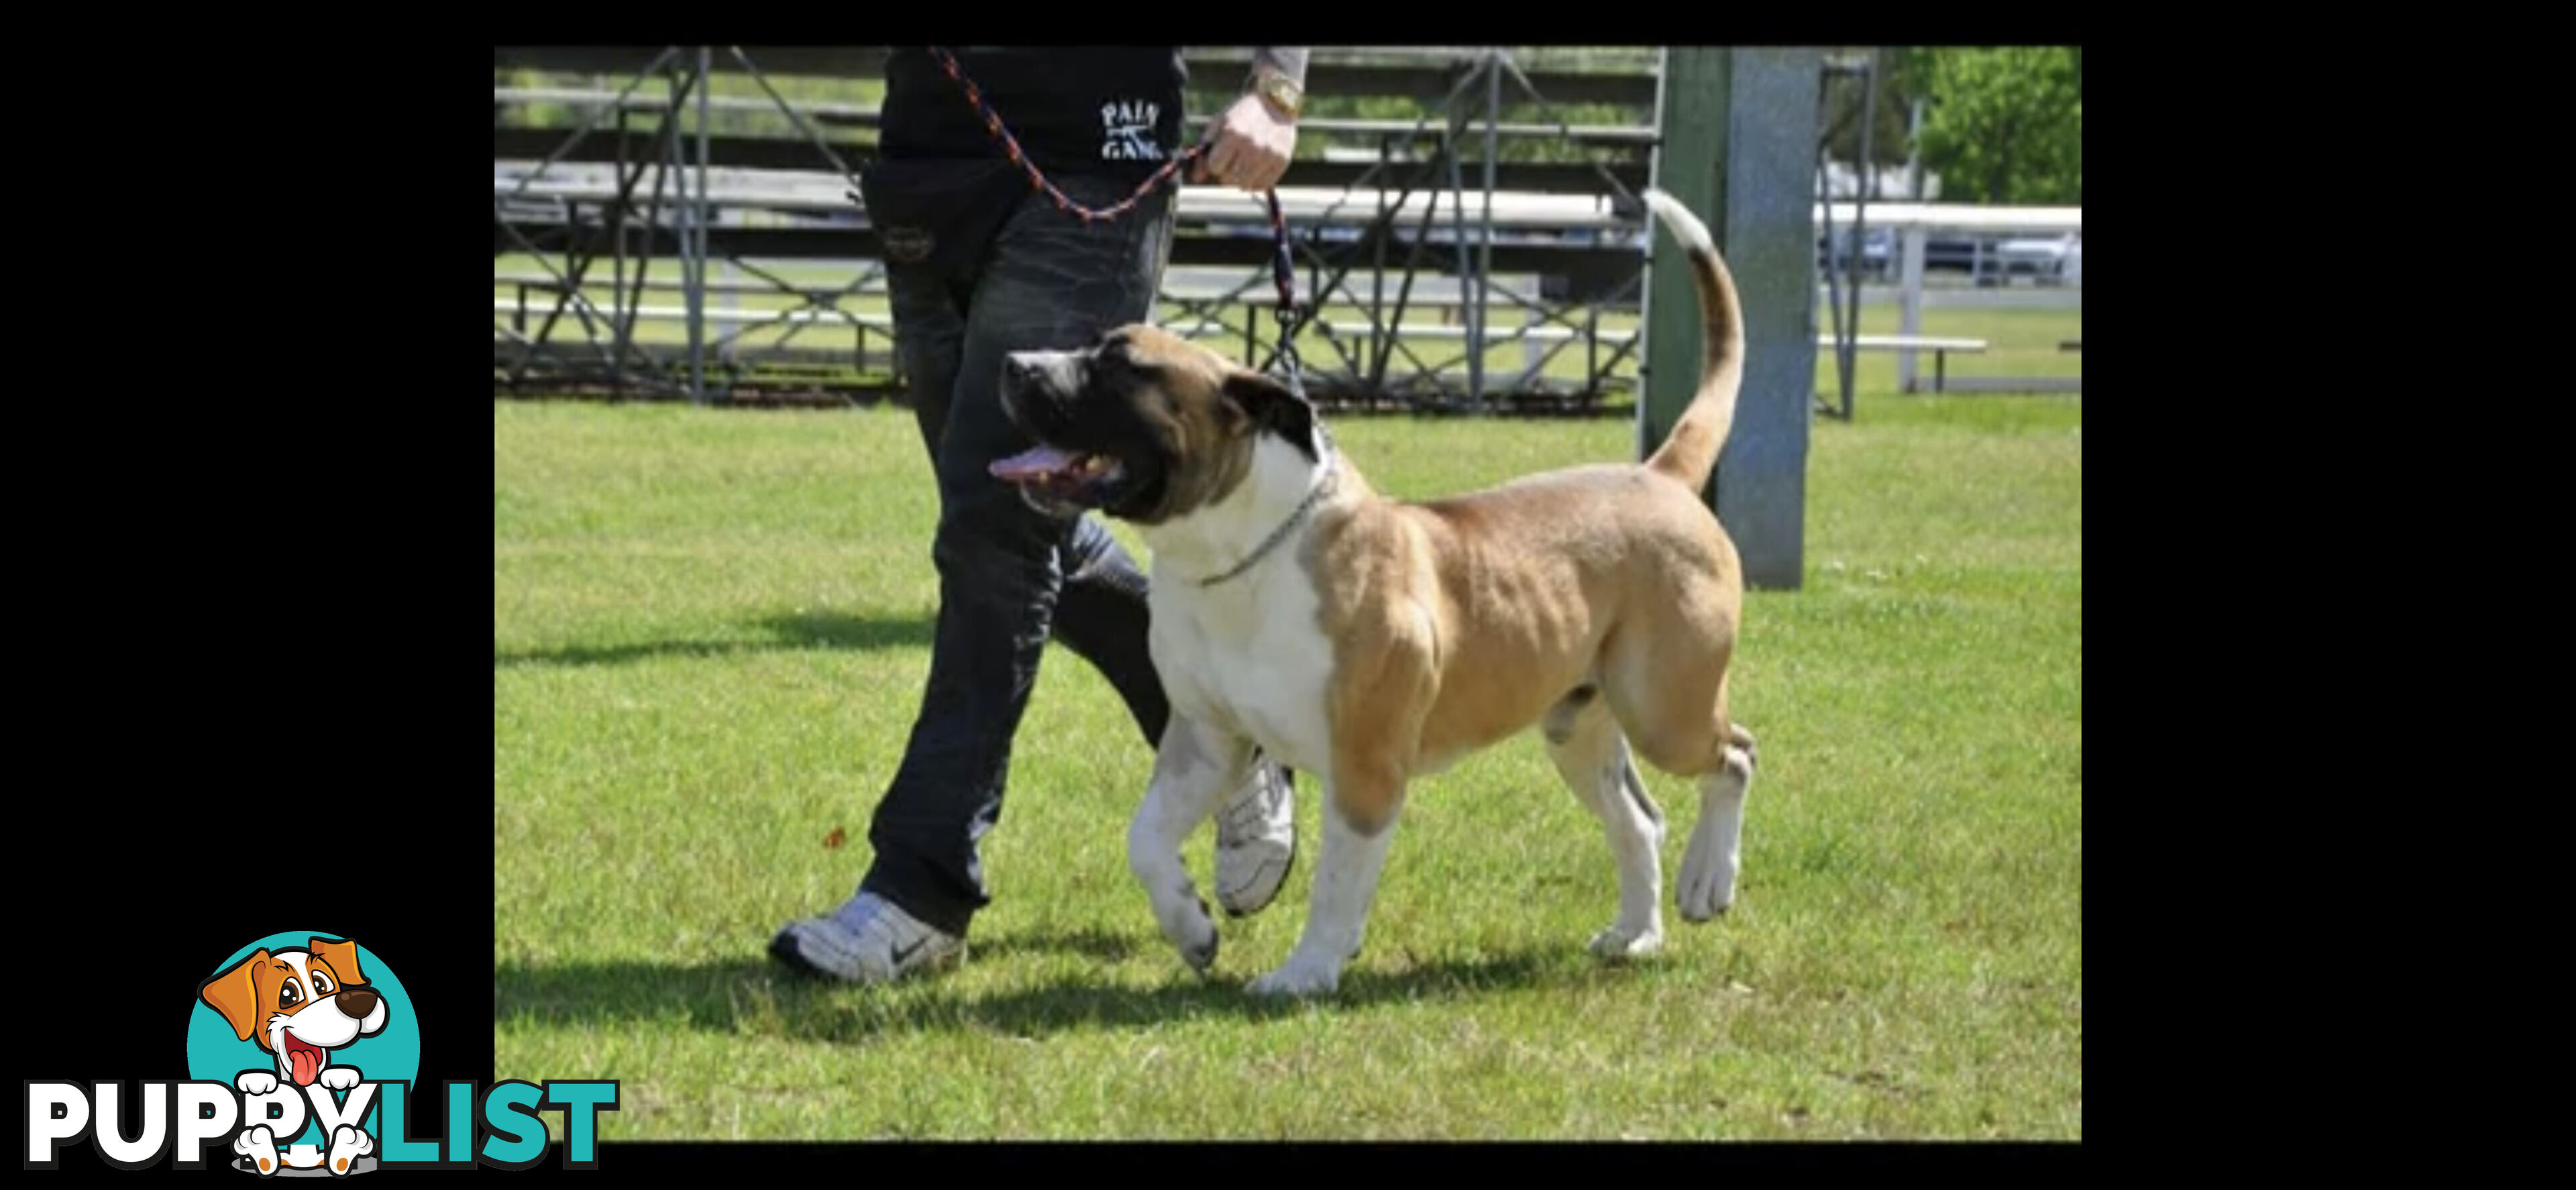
[494,46,1662,408]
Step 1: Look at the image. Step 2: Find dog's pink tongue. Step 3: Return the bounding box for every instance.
[990,444,1077,482]
[290,1048,320,1087]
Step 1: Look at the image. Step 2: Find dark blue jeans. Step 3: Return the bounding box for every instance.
[859,169,1177,936]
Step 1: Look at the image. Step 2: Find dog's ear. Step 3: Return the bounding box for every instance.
[309,937,368,987]
[198,950,270,1041]
[1219,369,1318,458]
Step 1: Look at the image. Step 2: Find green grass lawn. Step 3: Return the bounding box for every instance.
[493,382,2081,1140]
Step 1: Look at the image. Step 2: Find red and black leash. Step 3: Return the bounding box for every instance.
[927,46,1201,227]
[860,48,1312,387]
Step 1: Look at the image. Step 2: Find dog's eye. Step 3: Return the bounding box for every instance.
[276,980,303,1010]
[311,971,334,995]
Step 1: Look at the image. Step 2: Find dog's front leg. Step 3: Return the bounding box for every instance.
[1129,713,1254,975]
[1247,771,1403,998]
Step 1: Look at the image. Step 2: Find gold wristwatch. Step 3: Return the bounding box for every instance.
[1250,67,1303,121]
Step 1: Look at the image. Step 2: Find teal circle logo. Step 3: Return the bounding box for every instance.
[186,933,419,1170]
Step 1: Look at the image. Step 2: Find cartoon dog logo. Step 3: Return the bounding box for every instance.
[197,936,386,1175]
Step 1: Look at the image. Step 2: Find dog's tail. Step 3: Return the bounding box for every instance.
[1639,187,1746,494]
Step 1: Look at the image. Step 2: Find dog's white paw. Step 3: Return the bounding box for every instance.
[235,1071,278,1097]
[1678,747,1752,924]
[319,1066,361,1091]
[327,1125,374,1175]
[1677,846,1738,922]
[1151,883,1221,975]
[1245,955,1342,998]
[1588,924,1664,961]
[234,1124,280,1175]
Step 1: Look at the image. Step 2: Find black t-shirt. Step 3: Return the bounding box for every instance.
[879,47,1189,180]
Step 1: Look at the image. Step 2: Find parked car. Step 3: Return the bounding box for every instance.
[1925,233,1986,274]
[1817,226,1893,278]
[1995,232,2082,284]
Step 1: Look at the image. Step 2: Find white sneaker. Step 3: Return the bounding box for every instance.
[1214,755,1297,916]
[769,891,965,983]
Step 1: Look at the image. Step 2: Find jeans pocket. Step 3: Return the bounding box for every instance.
[857,158,1027,278]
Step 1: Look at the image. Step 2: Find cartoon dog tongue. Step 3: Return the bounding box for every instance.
[284,1032,323,1086]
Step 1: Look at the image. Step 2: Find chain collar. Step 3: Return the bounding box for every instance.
[1196,431,1337,588]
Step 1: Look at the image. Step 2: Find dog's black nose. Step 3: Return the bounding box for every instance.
[335,987,380,1018]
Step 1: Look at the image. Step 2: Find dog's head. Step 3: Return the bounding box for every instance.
[990,324,1318,525]
[197,937,388,1087]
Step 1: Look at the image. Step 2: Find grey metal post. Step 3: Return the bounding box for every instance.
[1907,96,1925,200]
[1815,62,1851,423]
[1816,129,1849,422]
[1477,49,1501,412]
[1849,49,1876,386]
[1372,136,1390,384]
[690,46,714,403]
[1640,47,1818,591]
[1443,129,1474,409]
[664,56,696,400]
[669,55,698,402]
[1639,46,1689,463]
[1898,224,1927,392]
[611,103,630,401]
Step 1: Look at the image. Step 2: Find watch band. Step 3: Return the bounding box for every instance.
[1250,68,1302,120]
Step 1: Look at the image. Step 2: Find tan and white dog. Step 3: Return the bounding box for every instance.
[989,188,1757,997]
[198,937,387,1173]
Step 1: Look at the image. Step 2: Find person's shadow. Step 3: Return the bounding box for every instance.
[492,928,1640,1043]
[494,610,934,669]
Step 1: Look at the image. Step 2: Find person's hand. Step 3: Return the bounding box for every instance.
[1193,90,1297,192]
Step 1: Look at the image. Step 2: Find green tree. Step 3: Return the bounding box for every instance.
[1821,49,1919,170]
[1904,47,2081,205]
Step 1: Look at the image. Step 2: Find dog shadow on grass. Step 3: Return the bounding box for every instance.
[493,927,1606,1043]
[493,610,934,669]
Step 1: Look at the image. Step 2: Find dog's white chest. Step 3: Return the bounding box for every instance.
[1148,564,1336,777]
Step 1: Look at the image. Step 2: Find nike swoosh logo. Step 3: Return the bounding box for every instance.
[890,936,930,966]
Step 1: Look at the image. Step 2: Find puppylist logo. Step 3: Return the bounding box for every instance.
[24,932,617,1173]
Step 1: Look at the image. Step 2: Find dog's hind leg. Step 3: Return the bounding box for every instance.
[1602,616,1756,924]
[1678,718,1756,923]
[1541,686,1666,960]
[1130,714,1255,975]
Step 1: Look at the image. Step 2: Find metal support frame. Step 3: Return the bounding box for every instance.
[1166,48,1654,413]
[497,50,692,400]
[1815,50,1879,423]
[495,46,880,404]
[496,47,1667,411]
